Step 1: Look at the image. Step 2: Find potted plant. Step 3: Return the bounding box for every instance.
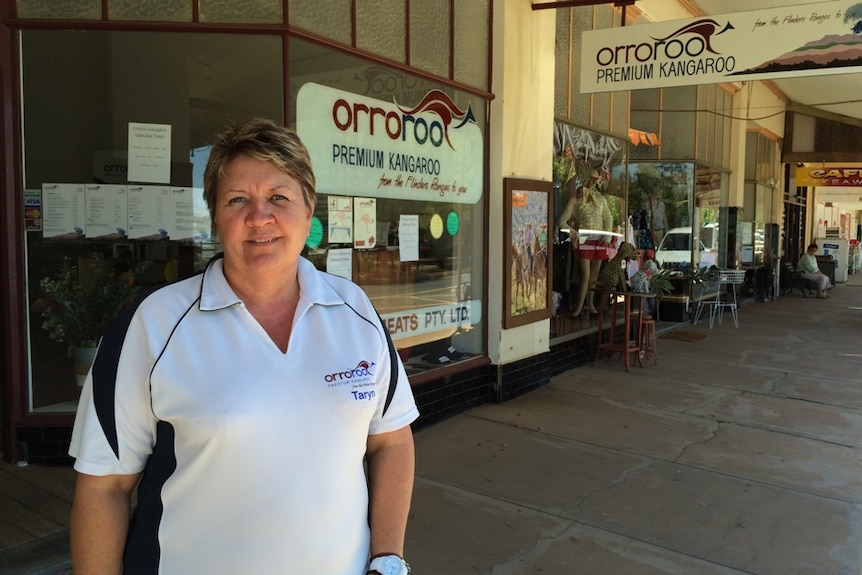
[649,268,675,296]
[687,265,712,300]
[35,253,148,386]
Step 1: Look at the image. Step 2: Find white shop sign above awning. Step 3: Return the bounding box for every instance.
[581,0,862,93]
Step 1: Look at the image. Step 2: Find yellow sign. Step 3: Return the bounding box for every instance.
[429,213,444,239]
[795,166,862,187]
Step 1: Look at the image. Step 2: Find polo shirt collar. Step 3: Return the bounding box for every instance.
[199,254,345,311]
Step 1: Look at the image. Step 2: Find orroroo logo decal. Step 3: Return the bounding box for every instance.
[296,82,483,205]
[593,18,736,84]
[332,89,476,151]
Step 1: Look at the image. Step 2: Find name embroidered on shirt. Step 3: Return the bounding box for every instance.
[351,389,377,401]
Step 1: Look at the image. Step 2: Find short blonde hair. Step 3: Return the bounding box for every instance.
[203,118,316,222]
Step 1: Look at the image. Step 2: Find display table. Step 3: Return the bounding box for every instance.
[658,276,691,322]
[593,290,653,371]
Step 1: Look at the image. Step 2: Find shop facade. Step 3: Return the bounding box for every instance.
[544,3,787,358]
[1,1,817,465]
[1,0,510,463]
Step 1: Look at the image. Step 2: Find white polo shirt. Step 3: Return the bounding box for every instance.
[70,256,419,575]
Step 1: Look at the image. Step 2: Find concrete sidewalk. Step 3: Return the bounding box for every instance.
[407,278,862,574]
[2,276,861,574]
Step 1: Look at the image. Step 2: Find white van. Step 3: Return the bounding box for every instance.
[699,223,719,254]
[656,226,718,269]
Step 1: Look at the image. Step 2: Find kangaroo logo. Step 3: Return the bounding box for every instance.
[355,360,374,373]
[396,90,477,150]
[651,19,735,55]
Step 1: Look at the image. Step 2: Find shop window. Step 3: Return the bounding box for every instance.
[630,89,660,161]
[356,0,407,63]
[663,86,696,160]
[16,0,101,19]
[554,11,572,117]
[21,29,488,413]
[21,30,283,413]
[628,162,696,271]
[289,0,352,44]
[697,85,710,164]
[410,0,451,78]
[593,92,611,134]
[551,122,627,336]
[629,164,729,273]
[745,131,779,264]
[453,0,490,89]
[109,0,192,22]
[288,38,487,378]
[556,5,598,126]
[198,0,282,23]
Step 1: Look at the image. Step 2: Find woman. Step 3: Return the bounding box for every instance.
[69,118,418,575]
[559,169,613,316]
[798,242,832,299]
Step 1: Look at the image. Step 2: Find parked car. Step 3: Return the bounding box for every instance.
[655,226,718,269]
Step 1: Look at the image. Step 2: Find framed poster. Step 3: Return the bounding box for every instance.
[503,178,553,328]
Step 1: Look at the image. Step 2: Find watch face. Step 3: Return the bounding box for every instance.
[371,555,407,575]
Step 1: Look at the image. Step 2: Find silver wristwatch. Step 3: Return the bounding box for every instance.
[368,554,410,575]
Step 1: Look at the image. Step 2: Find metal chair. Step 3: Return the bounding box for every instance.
[693,270,719,326]
[710,269,746,328]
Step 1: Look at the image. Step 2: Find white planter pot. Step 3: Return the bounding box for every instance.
[73,346,98,387]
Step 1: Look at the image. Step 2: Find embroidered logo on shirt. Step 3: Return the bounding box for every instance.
[324,360,376,387]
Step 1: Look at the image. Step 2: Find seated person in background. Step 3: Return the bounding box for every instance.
[798,242,832,299]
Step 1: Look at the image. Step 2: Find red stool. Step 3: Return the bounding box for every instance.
[640,315,657,365]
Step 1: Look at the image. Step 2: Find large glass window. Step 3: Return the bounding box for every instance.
[551,122,627,338]
[629,162,696,271]
[22,30,283,413]
[21,30,486,413]
[744,131,780,264]
[629,162,730,273]
[288,38,486,378]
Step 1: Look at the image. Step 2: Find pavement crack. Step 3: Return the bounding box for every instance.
[673,420,721,463]
[488,522,572,575]
[574,459,657,519]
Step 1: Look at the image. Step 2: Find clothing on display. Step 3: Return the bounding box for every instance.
[631,209,654,250]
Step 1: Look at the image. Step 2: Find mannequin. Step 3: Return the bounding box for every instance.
[559,169,613,316]
[646,194,668,250]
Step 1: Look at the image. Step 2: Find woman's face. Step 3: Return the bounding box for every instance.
[214,154,312,276]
